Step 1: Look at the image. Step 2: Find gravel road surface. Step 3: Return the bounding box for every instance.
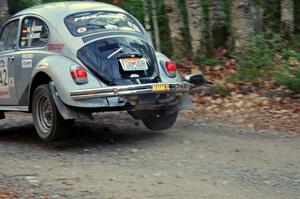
[0,112,299,199]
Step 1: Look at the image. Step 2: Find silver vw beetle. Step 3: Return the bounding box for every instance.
[0,2,203,141]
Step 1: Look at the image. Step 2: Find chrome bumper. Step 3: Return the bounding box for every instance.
[70,83,189,100]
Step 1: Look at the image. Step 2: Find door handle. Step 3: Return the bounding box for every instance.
[8,56,14,62]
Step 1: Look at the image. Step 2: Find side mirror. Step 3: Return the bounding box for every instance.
[183,73,205,86]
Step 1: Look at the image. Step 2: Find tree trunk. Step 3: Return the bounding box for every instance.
[252,0,264,33]
[209,0,228,48]
[163,0,185,60]
[151,0,161,51]
[141,0,152,40]
[230,0,255,55]
[185,0,206,58]
[281,0,294,38]
[0,0,9,26]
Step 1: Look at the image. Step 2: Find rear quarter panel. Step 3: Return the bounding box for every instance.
[31,55,109,108]
[155,51,183,83]
[155,52,194,110]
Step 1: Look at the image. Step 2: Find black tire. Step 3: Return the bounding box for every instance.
[32,84,74,142]
[142,110,178,131]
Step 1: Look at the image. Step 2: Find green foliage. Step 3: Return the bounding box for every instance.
[156,1,173,57]
[178,0,193,58]
[274,49,300,92]
[230,32,284,81]
[288,34,300,51]
[244,32,282,67]
[282,49,300,61]
[228,66,262,82]
[275,65,300,93]
[208,84,230,97]
[112,0,144,23]
[8,0,34,14]
[263,0,281,33]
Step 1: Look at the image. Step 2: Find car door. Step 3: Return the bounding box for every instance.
[15,16,50,106]
[0,19,20,105]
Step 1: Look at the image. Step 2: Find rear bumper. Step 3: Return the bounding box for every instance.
[70,83,189,100]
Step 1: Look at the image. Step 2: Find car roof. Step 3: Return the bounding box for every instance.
[10,1,150,57]
[13,1,127,21]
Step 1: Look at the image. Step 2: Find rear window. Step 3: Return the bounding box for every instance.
[64,11,141,37]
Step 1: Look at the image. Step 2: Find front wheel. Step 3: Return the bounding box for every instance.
[32,84,74,142]
[142,110,178,131]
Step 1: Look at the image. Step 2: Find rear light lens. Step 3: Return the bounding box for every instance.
[70,65,88,84]
[164,61,177,77]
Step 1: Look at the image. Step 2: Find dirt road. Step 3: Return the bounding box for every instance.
[0,112,299,199]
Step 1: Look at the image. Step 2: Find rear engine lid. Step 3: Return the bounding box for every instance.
[77,36,159,86]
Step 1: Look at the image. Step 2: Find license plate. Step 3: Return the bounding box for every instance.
[120,58,148,71]
[152,84,170,92]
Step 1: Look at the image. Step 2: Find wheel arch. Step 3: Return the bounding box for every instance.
[28,72,52,112]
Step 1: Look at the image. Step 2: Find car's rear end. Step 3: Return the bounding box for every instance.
[64,11,191,114]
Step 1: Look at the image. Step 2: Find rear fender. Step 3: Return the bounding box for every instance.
[155,52,193,110]
[155,52,182,83]
[48,82,93,120]
[31,55,109,108]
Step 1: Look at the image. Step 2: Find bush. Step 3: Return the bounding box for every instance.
[289,34,300,51]
[275,48,300,93]
[228,66,262,82]
[208,84,230,97]
[197,57,221,66]
[231,32,284,82]
[282,49,300,61]
[275,66,300,93]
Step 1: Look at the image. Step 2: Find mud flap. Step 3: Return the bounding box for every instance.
[176,93,194,110]
[49,82,93,120]
[48,82,78,120]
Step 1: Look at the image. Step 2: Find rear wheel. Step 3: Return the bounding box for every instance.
[142,110,178,131]
[32,84,74,142]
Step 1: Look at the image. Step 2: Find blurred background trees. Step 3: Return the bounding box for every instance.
[0,0,299,65]
[281,0,294,38]
[0,0,9,25]
[209,0,228,49]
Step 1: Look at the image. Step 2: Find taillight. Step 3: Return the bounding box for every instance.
[165,61,177,77]
[70,65,88,84]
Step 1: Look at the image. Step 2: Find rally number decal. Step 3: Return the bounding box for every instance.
[0,69,8,86]
[0,57,10,98]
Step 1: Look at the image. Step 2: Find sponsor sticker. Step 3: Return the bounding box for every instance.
[22,59,32,68]
[48,44,64,51]
[77,27,87,34]
[8,77,14,88]
[21,41,26,47]
[22,54,33,59]
[31,25,43,32]
[29,32,41,39]
[37,63,48,69]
